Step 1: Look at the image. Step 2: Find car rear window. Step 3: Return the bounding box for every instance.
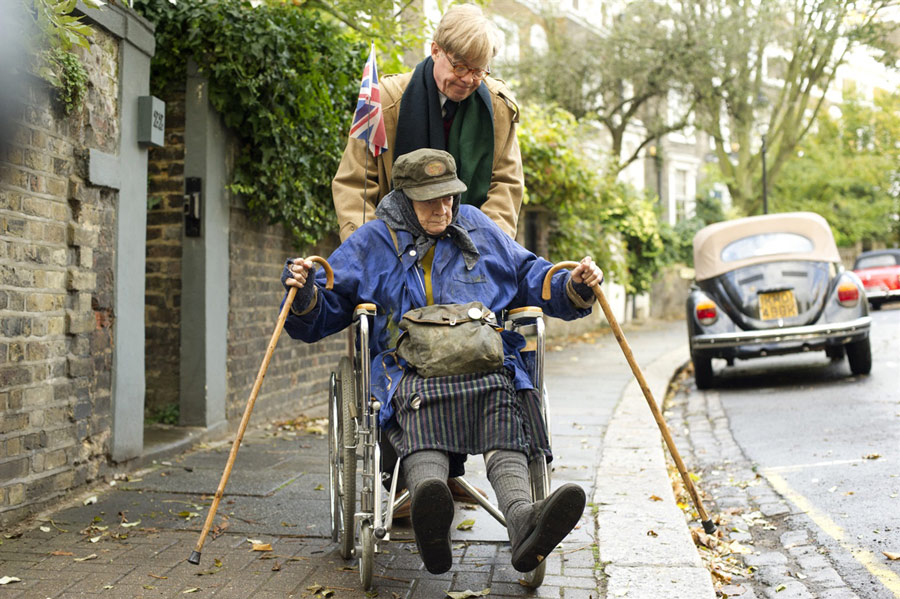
[854,254,898,269]
[721,233,815,262]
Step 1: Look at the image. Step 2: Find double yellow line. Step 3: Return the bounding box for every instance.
[764,471,900,596]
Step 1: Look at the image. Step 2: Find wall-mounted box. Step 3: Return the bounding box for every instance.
[138,95,165,147]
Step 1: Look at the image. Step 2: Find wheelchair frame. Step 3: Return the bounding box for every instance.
[328,305,552,590]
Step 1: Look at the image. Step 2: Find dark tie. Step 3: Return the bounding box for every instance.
[442,100,458,144]
[443,100,458,123]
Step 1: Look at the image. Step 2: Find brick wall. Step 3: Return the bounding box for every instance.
[226,204,347,424]
[0,29,120,526]
[144,92,185,418]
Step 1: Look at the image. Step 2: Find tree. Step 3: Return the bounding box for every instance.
[501,0,697,175]
[299,0,487,71]
[674,0,899,215]
[774,93,900,246]
[518,103,666,295]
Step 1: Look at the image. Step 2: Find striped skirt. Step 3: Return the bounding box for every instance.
[384,369,551,478]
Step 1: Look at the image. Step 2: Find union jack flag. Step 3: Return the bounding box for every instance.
[349,44,388,157]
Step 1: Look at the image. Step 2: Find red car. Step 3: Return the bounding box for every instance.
[852,249,900,310]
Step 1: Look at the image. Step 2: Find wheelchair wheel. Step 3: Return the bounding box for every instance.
[359,521,375,590]
[331,357,358,560]
[328,372,340,544]
[520,457,550,588]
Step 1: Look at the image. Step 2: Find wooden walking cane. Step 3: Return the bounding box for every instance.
[542,261,717,534]
[188,256,334,565]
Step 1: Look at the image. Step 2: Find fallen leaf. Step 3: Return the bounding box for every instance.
[83,496,97,506]
[90,536,101,543]
[313,483,324,491]
[39,526,51,533]
[0,577,21,585]
[647,530,659,537]
[307,585,324,594]
[828,486,838,493]
[271,561,281,571]
[649,495,663,502]
[214,558,223,568]
[446,590,490,599]
[121,520,141,528]
[143,585,155,590]
[74,554,98,562]
[252,543,273,552]
[456,519,475,531]
[864,453,881,460]
[50,551,74,556]
[775,584,786,592]
[884,551,900,560]
[183,588,200,594]
[149,574,168,580]
[246,538,263,545]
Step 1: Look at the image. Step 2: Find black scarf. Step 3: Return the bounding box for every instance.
[375,190,480,271]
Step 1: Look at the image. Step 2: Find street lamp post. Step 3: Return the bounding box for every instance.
[761,132,768,215]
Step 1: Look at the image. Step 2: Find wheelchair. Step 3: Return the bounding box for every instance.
[327,304,553,590]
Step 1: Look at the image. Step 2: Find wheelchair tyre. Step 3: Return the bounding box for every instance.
[359,521,375,590]
[336,357,358,559]
[520,457,550,588]
[328,373,340,544]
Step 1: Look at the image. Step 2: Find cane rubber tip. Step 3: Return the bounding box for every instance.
[702,519,717,534]
[188,550,201,565]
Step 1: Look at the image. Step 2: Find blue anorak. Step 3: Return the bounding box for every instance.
[282,206,592,425]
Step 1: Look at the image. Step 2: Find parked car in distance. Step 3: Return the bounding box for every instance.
[852,249,900,310]
[687,212,872,389]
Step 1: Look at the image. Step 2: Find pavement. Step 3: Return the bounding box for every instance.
[0,319,715,598]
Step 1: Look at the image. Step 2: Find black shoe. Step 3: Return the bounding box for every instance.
[410,478,454,574]
[510,483,586,572]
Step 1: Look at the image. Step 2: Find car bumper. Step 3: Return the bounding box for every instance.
[691,316,871,351]
[865,288,900,300]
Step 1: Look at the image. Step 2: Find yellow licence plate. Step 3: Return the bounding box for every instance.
[759,290,798,320]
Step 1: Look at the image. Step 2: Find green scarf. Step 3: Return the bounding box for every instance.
[448,93,494,208]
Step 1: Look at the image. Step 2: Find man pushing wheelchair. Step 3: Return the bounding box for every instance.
[281,148,600,575]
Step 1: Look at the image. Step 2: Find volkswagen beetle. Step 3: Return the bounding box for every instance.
[687,212,872,389]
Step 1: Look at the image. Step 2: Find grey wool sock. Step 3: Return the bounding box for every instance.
[485,450,533,537]
[402,450,450,495]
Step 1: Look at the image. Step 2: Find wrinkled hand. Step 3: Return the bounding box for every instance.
[570,256,603,288]
[281,258,316,313]
[282,257,314,289]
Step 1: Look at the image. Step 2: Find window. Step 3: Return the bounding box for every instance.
[855,254,898,269]
[722,233,814,262]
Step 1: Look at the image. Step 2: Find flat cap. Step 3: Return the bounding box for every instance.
[392,148,467,201]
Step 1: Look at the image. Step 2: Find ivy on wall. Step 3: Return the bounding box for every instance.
[19,0,100,115]
[135,0,364,247]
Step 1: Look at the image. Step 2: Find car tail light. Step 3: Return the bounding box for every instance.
[837,282,860,307]
[696,301,718,325]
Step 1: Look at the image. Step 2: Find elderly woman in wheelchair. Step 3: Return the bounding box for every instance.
[281,148,601,578]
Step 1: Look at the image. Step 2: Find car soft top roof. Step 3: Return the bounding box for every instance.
[693,212,840,282]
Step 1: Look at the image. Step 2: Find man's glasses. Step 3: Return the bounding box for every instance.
[441,49,490,81]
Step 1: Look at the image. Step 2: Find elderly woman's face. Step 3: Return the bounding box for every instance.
[413,196,454,235]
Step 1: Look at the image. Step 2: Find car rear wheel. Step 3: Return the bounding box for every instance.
[692,352,714,389]
[870,300,882,311]
[846,338,872,375]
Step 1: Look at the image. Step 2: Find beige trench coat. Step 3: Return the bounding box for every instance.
[332,71,524,241]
